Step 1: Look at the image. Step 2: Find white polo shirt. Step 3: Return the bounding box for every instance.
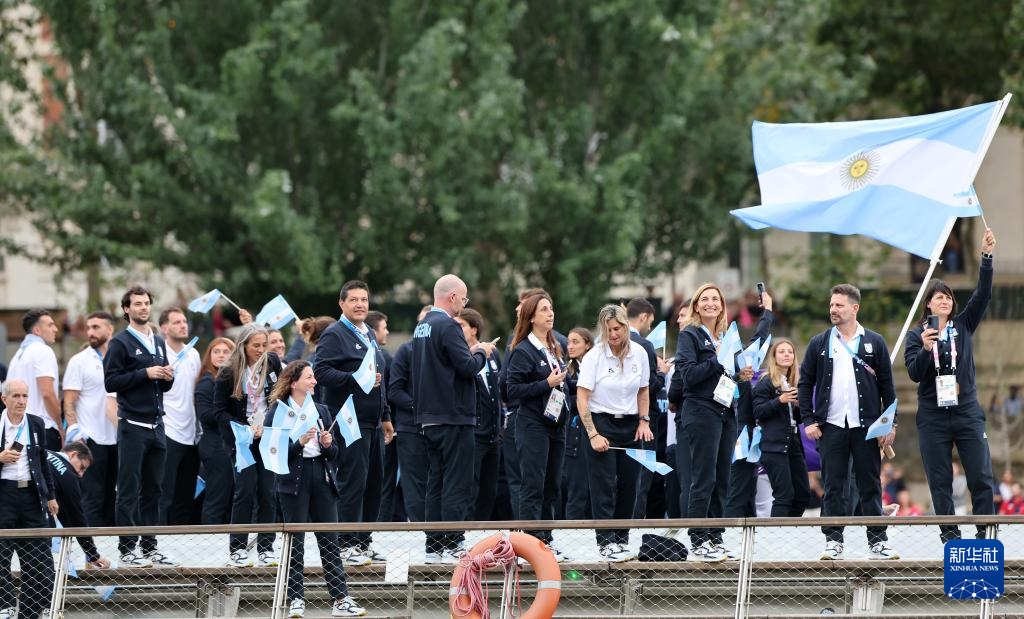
[163,346,202,445]
[6,336,59,431]
[577,340,650,416]
[826,324,864,429]
[63,347,118,445]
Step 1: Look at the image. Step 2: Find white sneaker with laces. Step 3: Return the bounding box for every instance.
[331,595,367,617]
[361,547,387,563]
[144,551,179,567]
[613,543,638,562]
[439,547,463,565]
[288,598,306,618]
[689,541,727,563]
[227,550,252,567]
[715,543,738,560]
[868,542,900,560]
[0,606,16,619]
[598,544,632,563]
[119,551,153,568]
[424,551,443,564]
[257,551,279,567]
[545,544,571,563]
[339,547,371,566]
[820,541,844,560]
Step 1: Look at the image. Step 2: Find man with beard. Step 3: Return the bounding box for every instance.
[63,311,119,527]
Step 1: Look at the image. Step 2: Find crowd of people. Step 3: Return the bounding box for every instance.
[0,228,1010,619]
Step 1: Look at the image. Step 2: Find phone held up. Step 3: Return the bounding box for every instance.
[927,314,939,332]
[756,282,766,307]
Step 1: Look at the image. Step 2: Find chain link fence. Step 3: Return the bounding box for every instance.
[0,516,1019,618]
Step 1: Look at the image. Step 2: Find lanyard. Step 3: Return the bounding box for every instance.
[933,324,958,373]
[127,326,156,356]
[3,418,28,448]
[829,327,876,377]
[94,347,104,362]
[529,333,562,373]
[340,315,377,350]
[699,326,721,348]
[14,334,45,363]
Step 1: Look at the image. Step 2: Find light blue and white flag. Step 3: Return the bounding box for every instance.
[275,400,299,433]
[757,335,773,369]
[335,395,363,447]
[865,399,898,440]
[171,336,199,366]
[95,585,117,602]
[733,425,750,463]
[64,423,86,444]
[739,338,761,370]
[230,421,256,472]
[625,448,673,475]
[353,347,377,395]
[194,477,206,499]
[288,397,320,442]
[187,289,223,313]
[259,426,291,475]
[717,322,742,376]
[746,426,763,463]
[731,96,1010,259]
[255,294,298,329]
[646,321,667,351]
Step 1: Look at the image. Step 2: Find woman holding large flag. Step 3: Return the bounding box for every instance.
[576,305,651,562]
[266,361,366,618]
[676,284,772,562]
[214,324,282,568]
[905,227,998,543]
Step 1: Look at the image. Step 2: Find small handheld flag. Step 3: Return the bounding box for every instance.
[171,336,199,366]
[353,348,377,395]
[188,289,222,313]
[717,322,742,376]
[259,426,291,475]
[194,477,206,499]
[757,335,773,369]
[732,425,750,463]
[739,337,761,370]
[230,421,256,472]
[334,395,363,447]
[288,397,321,442]
[746,426,763,463]
[865,399,898,440]
[255,295,298,329]
[65,423,86,444]
[624,448,673,475]
[274,400,299,433]
[646,321,667,350]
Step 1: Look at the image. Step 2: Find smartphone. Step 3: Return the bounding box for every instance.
[10,441,24,453]
[756,282,766,306]
[927,314,939,332]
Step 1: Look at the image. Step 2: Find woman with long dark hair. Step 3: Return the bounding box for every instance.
[195,337,236,524]
[562,327,594,519]
[214,324,282,567]
[905,227,997,543]
[505,292,570,561]
[266,361,366,618]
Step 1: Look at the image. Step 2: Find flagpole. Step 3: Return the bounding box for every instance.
[889,217,956,364]
[219,293,243,312]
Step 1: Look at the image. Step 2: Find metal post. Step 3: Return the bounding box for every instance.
[270,532,294,619]
[48,536,73,619]
[733,525,755,619]
[979,523,1000,619]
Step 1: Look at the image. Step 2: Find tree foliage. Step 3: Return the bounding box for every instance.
[1,0,868,328]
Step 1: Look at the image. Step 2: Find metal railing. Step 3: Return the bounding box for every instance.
[0,516,1019,618]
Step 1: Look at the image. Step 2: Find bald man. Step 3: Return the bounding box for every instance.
[0,379,58,619]
[410,275,495,563]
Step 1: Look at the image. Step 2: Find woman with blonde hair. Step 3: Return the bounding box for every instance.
[214,324,283,567]
[752,338,809,517]
[676,283,772,561]
[195,337,236,524]
[576,305,652,562]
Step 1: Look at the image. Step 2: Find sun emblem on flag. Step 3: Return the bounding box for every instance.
[347,416,354,424]
[840,150,880,190]
[270,447,278,454]
[880,416,888,423]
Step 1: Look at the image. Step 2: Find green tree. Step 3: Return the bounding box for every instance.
[1,0,869,330]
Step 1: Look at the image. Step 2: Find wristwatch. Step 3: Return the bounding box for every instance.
[639,415,651,423]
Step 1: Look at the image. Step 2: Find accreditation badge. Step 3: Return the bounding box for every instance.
[936,375,959,408]
[543,388,566,423]
[713,374,738,407]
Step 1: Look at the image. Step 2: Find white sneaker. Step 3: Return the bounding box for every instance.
[546,544,572,563]
[288,598,306,618]
[0,606,16,619]
[144,551,179,567]
[612,543,637,562]
[119,551,153,568]
[689,541,727,563]
[424,551,443,564]
[362,547,387,563]
[331,595,367,617]
[598,544,635,563]
[868,542,900,560]
[227,550,253,567]
[257,551,279,567]
[715,543,739,560]
[439,547,463,565]
[339,547,371,566]
[820,541,844,560]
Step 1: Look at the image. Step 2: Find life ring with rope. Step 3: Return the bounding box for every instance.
[449,531,561,619]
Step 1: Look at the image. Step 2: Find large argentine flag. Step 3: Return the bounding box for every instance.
[731,95,1010,259]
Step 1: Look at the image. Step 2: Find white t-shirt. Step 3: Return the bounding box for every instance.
[163,346,201,445]
[826,324,864,429]
[577,340,650,416]
[1,412,31,481]
[63,347,118,445]
[7,337,59,430]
